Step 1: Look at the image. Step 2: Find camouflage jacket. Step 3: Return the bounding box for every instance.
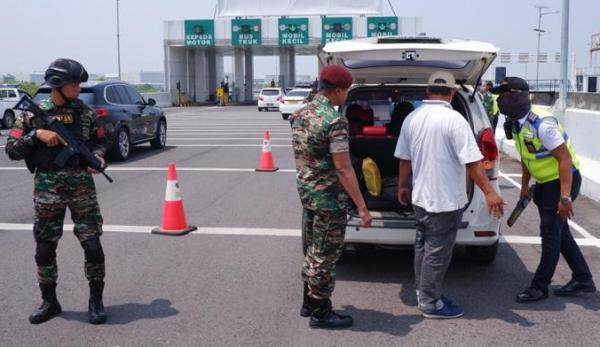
[291,94,350,211]
[5,98,107,163]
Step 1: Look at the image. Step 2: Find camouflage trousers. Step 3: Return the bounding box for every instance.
[301,208,347,300]
[33,169,105,284]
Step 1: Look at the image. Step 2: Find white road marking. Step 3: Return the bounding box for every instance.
[0,222,598,246]
[0,167,297,173]
[166,138,290,141]
[499,171,598,241]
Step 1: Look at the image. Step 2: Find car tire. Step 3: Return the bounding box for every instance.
[466,240,498,265]
[150,119,167,149]
[109,126,130,161]
[2,110,15,129]
[282,114,289,120]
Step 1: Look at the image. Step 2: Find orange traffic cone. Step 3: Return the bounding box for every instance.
[256,130,279,172]
[152,163,197,236]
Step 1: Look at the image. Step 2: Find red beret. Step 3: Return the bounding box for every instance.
[319,65,353,89]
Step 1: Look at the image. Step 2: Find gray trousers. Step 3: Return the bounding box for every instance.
[413,205,463,312]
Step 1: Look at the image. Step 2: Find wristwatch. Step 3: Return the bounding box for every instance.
[560,196,572,204]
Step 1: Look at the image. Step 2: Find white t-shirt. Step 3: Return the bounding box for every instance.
[394,100,483,213]
[517,114,564,151]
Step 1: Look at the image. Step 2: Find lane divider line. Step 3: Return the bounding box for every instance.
[0,167,297,173]
[1,223,599,247]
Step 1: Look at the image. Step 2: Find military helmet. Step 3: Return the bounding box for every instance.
[44,58,89,88]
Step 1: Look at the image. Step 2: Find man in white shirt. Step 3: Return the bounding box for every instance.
[395,71,504,319]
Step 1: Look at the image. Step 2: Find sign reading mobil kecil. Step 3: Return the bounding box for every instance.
[279,18,309,45]
[367,17,398,37]
[322,17,352,45]
[184,20,214,46]
[232,18,262,46]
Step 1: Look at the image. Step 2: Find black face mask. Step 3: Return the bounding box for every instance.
[497,91,531,120]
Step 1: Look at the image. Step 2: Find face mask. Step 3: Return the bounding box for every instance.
[497,91,531,120]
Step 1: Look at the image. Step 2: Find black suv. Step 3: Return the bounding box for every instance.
[34,81,167,161]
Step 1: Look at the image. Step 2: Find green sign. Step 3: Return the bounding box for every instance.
[232,19,262,46]
[278,18,309,45]
[184,20,215,46]
[367,17,398,37]
[321,17,352,45]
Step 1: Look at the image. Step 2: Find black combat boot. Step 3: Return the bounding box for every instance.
[308,297,353,329]
[88,281,107,324]
[300,282,312,317]
[29,283,62,324]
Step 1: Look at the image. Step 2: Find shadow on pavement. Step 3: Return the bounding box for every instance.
[60,298,179,325]
[337,243,600,334]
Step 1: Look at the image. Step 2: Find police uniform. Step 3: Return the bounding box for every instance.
[493,77,595,302]
[291,65,354,329]
[5,58,109,324]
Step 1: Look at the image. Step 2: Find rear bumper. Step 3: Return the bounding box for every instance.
[258,100,279,108]
[279,103,305,114]
[344,217,500,246]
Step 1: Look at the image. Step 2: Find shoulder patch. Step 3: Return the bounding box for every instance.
[39,99,55,111]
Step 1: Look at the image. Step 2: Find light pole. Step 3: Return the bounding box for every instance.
[533,5,559,90]
[116,0,122,80]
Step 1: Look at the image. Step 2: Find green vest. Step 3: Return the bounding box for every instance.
[513,106,580,183]
[491,94,499,117]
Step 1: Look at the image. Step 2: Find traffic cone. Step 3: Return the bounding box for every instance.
[256,130,279,172]
[152,163,197,236]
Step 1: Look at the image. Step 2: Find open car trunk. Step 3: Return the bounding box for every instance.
[345,85,474,229]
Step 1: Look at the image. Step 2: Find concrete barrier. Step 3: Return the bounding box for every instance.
[496,106,600,202]
[141,92,172,108]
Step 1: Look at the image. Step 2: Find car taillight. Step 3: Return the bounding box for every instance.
[277,96,282,102]
[258,96,264,101]
[95,108,109,118]
[478,128,498,171]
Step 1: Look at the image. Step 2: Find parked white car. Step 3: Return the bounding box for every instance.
[0,86,29,128]
[279,88,313,120]
[257,88,283,112]
[321,36,502,263]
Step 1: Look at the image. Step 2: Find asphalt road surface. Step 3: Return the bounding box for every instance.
[1,105,599,346]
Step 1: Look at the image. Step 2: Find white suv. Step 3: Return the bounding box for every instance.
[321,37,501,263]
[0,86,29,128]
[257,88,283,112]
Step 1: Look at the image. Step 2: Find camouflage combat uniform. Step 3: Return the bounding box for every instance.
[291,94,350,300]
[5,99,107,285]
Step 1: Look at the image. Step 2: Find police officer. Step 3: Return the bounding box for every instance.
[291,65,372,329]
[5,58,108,324]
[492,77,595,302]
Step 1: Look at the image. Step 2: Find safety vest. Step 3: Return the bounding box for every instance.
[491,94,499,116]
[513,106,580,183]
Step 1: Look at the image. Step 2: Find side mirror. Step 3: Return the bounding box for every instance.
[147,98,156,106]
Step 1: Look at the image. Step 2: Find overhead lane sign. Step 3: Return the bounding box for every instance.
[367,17,398,37]
[232,18,262,46]
[322,17,353,45]
[279,18,309,45]
[184,20,215,46]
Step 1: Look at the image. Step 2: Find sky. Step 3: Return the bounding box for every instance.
[1,0,598,81]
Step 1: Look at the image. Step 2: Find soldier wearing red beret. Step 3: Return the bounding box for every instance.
[290,65,372,329]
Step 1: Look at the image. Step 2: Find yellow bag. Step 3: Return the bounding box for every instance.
[362,157,382,197]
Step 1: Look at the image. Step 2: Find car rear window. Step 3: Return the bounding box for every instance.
[286,90,310,97]
[33,91,95,105]
[261,89,280,96]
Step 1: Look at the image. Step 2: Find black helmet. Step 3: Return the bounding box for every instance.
[44,58,89,88]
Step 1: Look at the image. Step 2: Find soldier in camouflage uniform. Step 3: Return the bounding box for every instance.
[291,65,372,329]
[5,59,108,325]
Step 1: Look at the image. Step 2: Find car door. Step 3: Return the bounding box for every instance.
[113,85,145,142]
[123,85,156,140]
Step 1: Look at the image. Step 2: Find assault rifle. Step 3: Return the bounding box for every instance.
[507,185,535,227]
[13,95,113,183]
